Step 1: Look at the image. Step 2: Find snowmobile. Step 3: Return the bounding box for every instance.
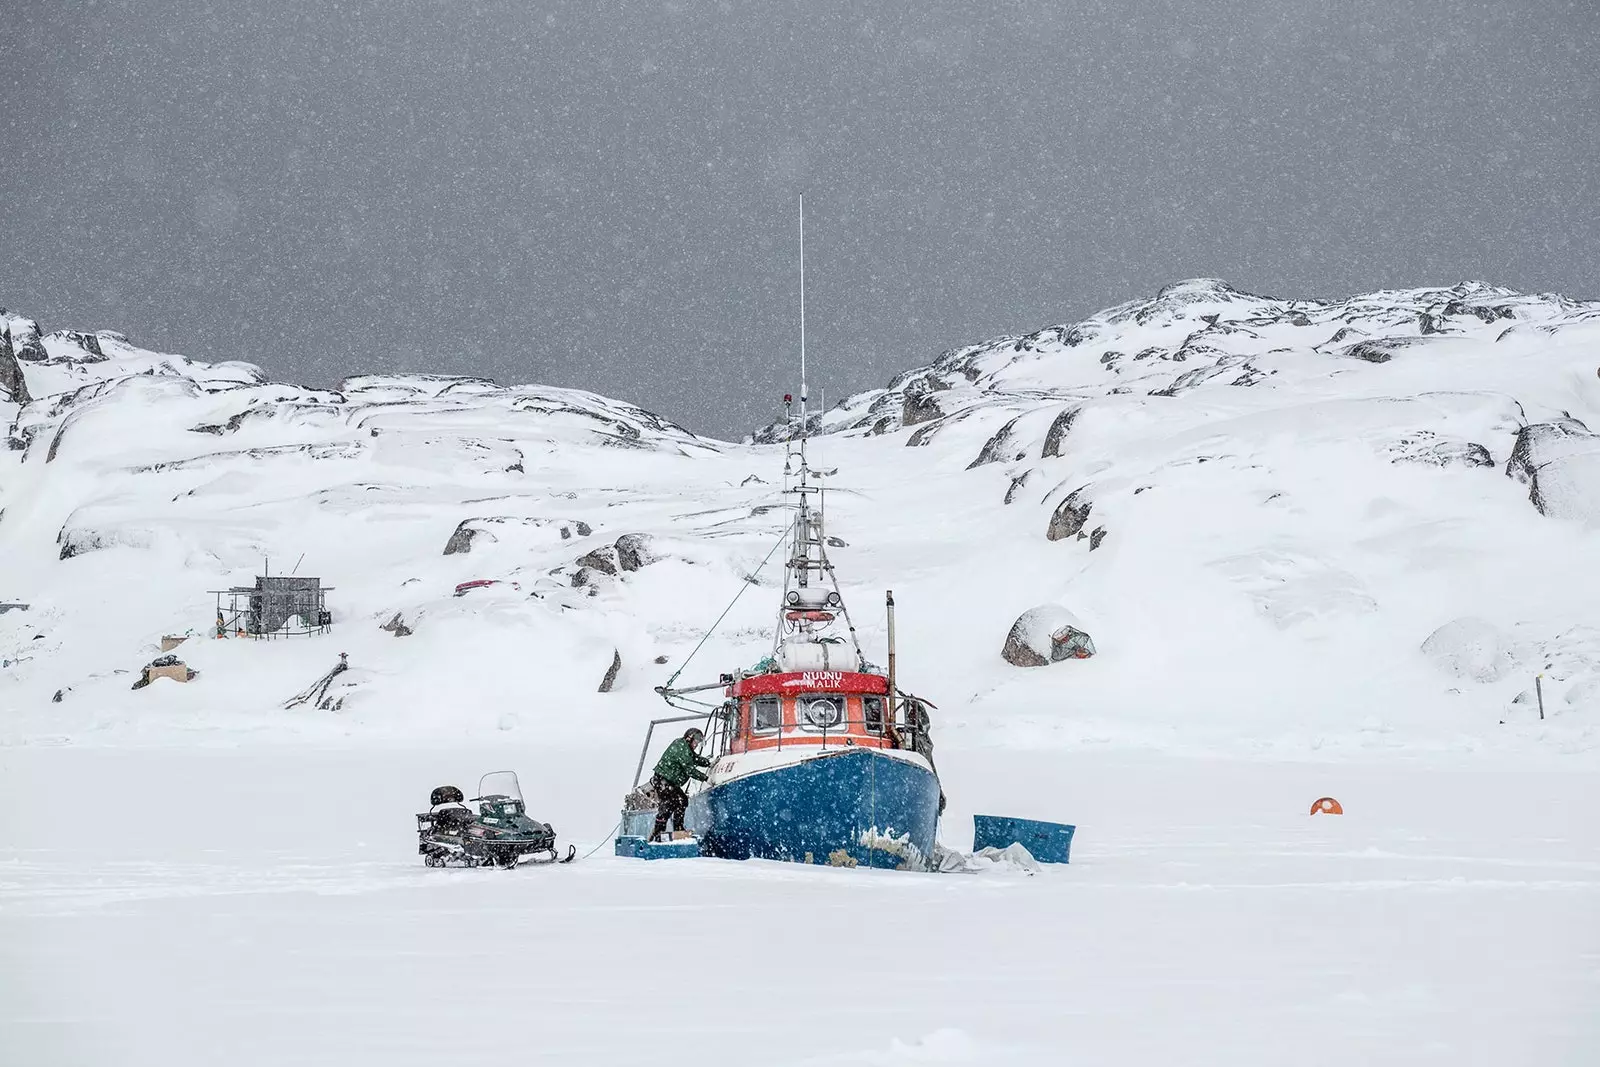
[416,770,576,868]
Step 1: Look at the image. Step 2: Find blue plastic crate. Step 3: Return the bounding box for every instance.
[614,835,701,860]
[972,815,1075,864]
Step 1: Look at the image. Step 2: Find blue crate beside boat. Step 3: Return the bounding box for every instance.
[972,815,1075,864]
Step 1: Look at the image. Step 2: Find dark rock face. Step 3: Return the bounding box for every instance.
[443,523,478,555]
[1386,432,1495,468]
[46,331,106,360]
[902,390,942,427]
[1004,469,1033,505]
[598,649,622,693]
[379,612,414,637]
[1046,488,1093,541]
[1089,526,1107,550]
[444,516,592,555]
[614,533,659,572]
[0,322,31,404]
[576,546,620,576]
[967,415,1022,469]
[1506,418,1600,522]
[1041,407,1078,459]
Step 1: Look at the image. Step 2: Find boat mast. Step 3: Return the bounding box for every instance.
[789,196,819,596]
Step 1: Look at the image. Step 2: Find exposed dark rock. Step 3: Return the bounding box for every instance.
[1506,418,1600,522]
[7,318,45,364]
[1004,469,1033,505]
[445,516,591,555]
[1041,407,1078,459]
[45,423,68,462]
[576,546,620,576]
[1046,488,1093,541]
[654,655,669,665]
[826,536,848,548]
[1340,337,1446,364]
[598,649,622,693]
[379,612,414,637]
[52,689,64,703]
[443,523,477,555]
[46,330,106,359]
[1387,433,1494,468]
[0,322,31,404]
[902,390,943,427]
[1089,526,1107,550]
[614,533,659,572]
[967,415,1022,470]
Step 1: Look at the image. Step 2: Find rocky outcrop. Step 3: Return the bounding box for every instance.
[901,375,947,427]
[1004,470,1033,505]
[379,612,414,637]
[0,319,31,403]
[614,533,659,572]
[1001,604,1097,667]
[575,546,620,576]
[1386,432,1494,468]
[598,649,622,692]
[443,516,593,555]
[1046,488,1093,541]
[1040,407,1078,459]
[1506,418,1600,524]
[967,415,1022,470]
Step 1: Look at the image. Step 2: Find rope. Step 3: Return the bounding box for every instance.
[663,525,790,689]
[579,825,620,863]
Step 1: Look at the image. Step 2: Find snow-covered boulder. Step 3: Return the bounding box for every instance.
[1421,617,1519,683]
[1001,605,1097,667]
[1506,418,1600,525]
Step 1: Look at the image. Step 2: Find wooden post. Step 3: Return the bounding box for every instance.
[1535,674,1545,721]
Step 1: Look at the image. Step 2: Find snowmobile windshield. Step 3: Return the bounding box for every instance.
[475,770,523,802]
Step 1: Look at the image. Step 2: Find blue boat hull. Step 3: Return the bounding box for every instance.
[686,748,940,870]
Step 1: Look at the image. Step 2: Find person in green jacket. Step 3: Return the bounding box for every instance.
[650,727,711,840]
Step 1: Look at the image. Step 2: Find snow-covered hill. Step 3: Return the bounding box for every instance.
[4,282,1600,758]
[7,289,1600,1067]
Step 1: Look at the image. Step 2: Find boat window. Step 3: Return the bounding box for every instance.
[798,694,844,731]
[750,695,782,733]
[862,695,885,734]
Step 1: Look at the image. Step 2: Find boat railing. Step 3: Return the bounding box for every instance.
[630,712,715,791]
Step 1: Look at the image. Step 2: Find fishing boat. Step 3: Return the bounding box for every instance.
[624,200,944,870]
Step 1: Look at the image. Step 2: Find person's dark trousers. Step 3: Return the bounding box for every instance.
[650,774,688,838]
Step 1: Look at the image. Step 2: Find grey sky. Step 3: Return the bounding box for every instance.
[2,1,1596,438]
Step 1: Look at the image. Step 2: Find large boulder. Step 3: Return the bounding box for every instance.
[1506,418,1600,525]
[614,533,660,572]
[1046,488,1093,541]
[1002,605,1097,667]
[1421,617,1518,683]
[0,319,31,403]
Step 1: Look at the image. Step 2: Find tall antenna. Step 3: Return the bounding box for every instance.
[798,194,807,417]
